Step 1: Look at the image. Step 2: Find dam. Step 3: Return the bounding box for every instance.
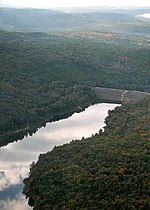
[92,87,150,104]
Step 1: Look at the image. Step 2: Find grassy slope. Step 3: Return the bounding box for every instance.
[23,97,150,210]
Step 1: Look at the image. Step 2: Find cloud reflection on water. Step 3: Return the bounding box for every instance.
[0,165,29,191]
[0,103,119,208]
[0,193,31,210]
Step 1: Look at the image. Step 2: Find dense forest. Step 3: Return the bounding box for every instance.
[0,29,150,144]
[23,97,150,210]
[0,7,150,209]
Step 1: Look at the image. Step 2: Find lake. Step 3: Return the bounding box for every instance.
[0,103,119,210]
[137,13,150,19]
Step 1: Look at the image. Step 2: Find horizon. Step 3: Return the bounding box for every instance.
[1,0,150,9]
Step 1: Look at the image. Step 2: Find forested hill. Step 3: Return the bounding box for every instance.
[0,8,150,144]
[0,31,150,144]
[1,8,150,37]
[23,97,150,210]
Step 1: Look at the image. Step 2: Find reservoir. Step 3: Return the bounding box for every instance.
[0,103,119,210]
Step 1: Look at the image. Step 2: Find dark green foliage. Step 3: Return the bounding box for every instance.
[0,31,150,143]
[1,8,150,208]
[23,97,150,209]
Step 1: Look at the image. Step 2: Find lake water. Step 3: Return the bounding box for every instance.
[0,103,119,210]
[137,13,150,19]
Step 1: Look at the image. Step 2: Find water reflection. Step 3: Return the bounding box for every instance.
[0,103,119,209]
[0,193,31,210]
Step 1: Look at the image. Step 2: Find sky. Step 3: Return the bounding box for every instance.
[1,0,150,9]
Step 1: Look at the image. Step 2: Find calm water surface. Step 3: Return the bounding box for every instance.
[0,103,119,210]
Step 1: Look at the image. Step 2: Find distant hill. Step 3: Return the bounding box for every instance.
[1,8,150,37]
[0,8,89,32]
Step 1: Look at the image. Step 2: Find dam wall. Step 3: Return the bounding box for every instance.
[91,87,150,104]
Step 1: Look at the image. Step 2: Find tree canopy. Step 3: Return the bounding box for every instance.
[0,31,150,144]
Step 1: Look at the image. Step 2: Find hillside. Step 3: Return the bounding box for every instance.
[1,8,150,37]
[23,97,150,210]
[0,30,150,144]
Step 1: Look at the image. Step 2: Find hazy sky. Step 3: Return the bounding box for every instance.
[1,0,150,8]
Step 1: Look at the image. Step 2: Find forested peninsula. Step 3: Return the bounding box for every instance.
[23,97,150,210]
